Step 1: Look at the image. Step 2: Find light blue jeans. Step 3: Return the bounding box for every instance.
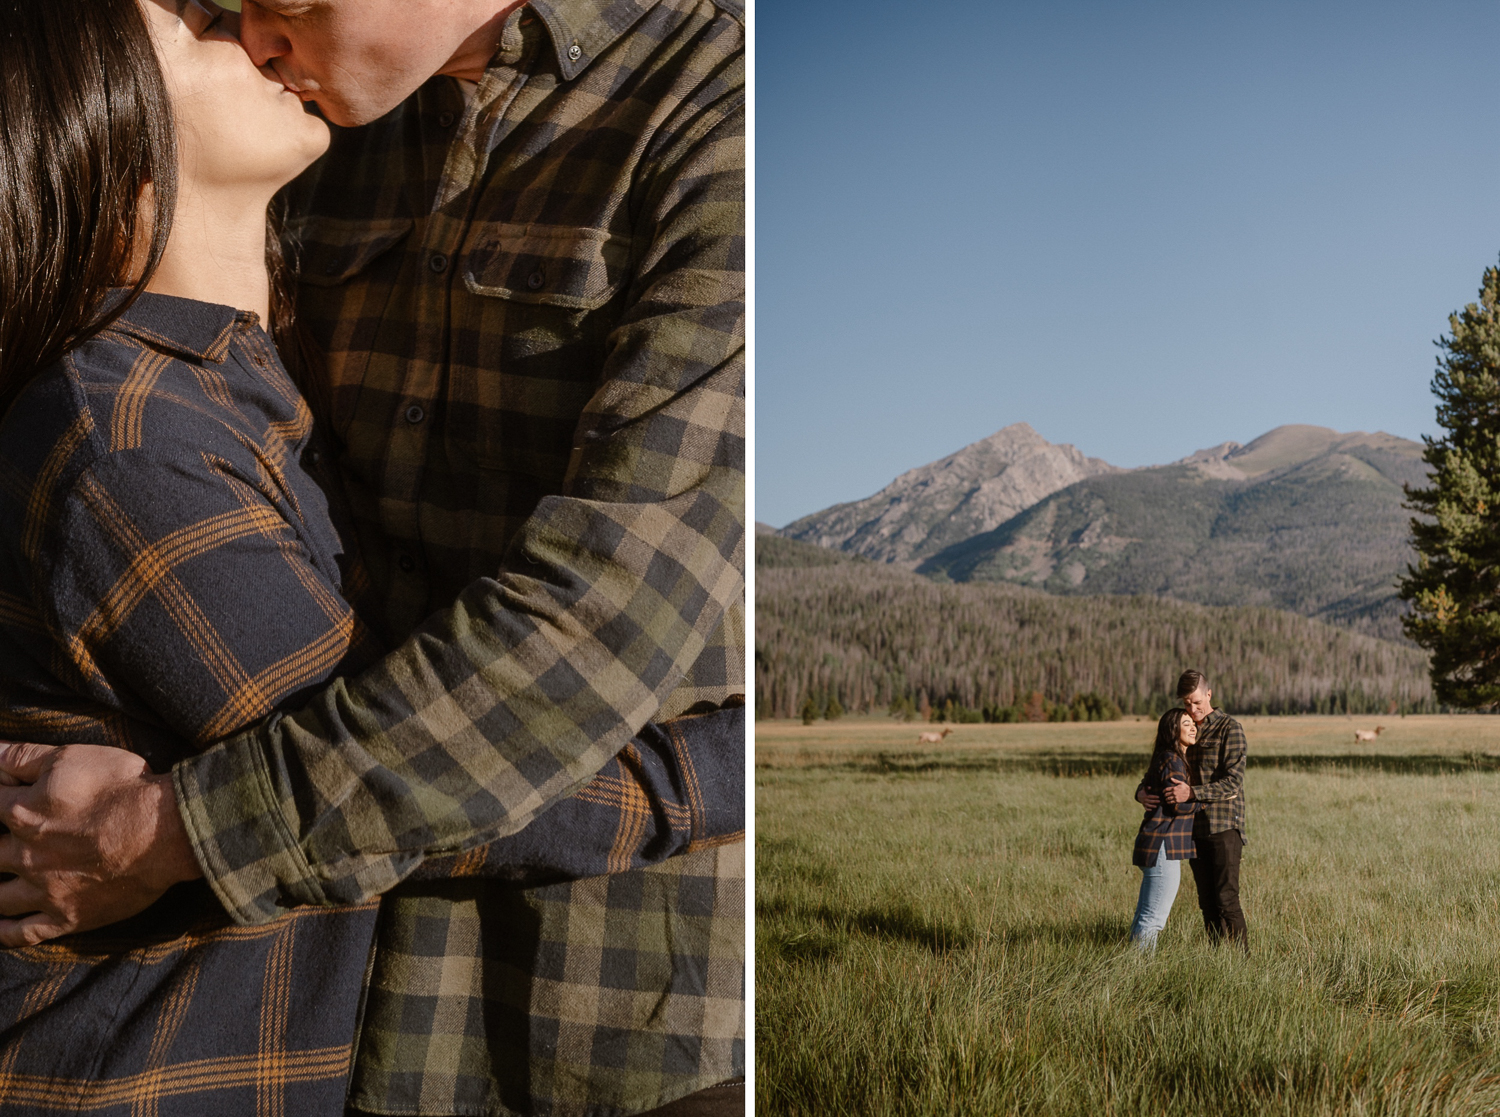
[1129,856,1183,950]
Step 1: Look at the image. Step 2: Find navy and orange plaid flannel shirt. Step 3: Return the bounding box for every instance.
[1132,750,1198,867]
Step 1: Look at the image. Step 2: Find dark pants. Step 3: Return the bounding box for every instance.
[1189,815,1247,950]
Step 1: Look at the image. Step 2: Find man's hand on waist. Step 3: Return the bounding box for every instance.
[1163,778,1195,805]
[1135,785,1160,809]
[0,743,202,947]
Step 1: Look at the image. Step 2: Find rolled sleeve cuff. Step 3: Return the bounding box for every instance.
[173,731,330,925]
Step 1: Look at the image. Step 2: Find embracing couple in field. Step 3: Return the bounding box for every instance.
[1128,670,1248,952]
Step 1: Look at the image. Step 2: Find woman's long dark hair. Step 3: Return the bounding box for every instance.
[0,1,312,415]
[1146,707,1192,788]
[0,0,177,409]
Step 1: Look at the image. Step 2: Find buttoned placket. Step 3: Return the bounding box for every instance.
[373,11,545,623]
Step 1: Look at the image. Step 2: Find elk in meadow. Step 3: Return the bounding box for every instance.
[1354,726,1386,743]
[917,728,954,744]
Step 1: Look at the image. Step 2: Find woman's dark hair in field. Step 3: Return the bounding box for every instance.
[1147,707,1192,785]
[0,0,177,410]
[0,1,307,416]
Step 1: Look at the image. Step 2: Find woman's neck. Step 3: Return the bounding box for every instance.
[145,184,272,325]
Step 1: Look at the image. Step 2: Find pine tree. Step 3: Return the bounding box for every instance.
[1400,260,1500,707]
[825,696,845,720]
[800,696,818,725]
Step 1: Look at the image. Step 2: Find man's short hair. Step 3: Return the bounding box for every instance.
[1176,669,1210,699]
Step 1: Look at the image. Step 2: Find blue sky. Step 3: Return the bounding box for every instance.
[755,0,1500,527]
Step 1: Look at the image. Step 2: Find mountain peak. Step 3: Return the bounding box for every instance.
[780,424,1118,564]
[1175,424,1422,480]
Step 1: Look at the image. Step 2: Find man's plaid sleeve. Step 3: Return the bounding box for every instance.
[173,105,746,925]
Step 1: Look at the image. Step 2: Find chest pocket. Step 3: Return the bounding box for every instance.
[293,217,413,287]
[462,223,633,309]
[288,216,414,437]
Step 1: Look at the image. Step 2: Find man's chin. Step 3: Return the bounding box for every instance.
[314,93,407,129]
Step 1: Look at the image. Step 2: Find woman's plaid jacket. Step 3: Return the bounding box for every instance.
[1133,750,1199,867]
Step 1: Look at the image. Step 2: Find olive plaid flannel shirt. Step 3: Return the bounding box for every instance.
[1185,709,1247,837]
[170,0,746,1112]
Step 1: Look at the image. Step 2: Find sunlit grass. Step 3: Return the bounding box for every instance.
[756,716,1500,1116]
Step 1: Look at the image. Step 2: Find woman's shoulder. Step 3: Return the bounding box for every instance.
[0,332,241,528]
[0,351,102,474]
[7,324,259,469]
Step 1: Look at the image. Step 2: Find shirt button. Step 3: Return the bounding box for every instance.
[567,43,582,61]
[307,450,322,466]
[405,405,426,424]
[397,554,416,573]
[438,111,456,128]
[526,268,546,290]
[428,253,449,274]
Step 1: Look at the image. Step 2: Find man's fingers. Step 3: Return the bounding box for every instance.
[0,742,54,786]
[0,873,46,919]
[0,832,23,874]
[0,784,33,832]
[0,913,67,949]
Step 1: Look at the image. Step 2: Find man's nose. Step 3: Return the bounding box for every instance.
[237,1,291,67]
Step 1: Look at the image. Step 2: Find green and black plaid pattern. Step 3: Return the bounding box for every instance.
[0,291,740,1114]
[172,0,745,1111]
[1186,710,1247,837]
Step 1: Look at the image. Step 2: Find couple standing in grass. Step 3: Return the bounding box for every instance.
[1128,670,1249,951]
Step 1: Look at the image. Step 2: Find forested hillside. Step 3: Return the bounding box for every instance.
[756,562,1434,720]
[755,533,858,569]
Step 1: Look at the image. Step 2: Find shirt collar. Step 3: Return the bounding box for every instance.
[526,0,656,80]
[101,291,254,365]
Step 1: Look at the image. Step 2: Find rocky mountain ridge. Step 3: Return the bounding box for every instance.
[778,422,1118,564]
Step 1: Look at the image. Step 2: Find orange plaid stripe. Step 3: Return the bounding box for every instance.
[0,1048,357,1111]
[109,345,173,453]
[22,410,93,564]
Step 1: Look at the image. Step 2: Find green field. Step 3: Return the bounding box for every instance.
[756,715,1500,1116]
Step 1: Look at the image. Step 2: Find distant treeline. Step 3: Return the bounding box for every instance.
[755,563,1436,720]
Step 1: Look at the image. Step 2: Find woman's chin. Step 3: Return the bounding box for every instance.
[300,118,333,166]
[281,118,332,184]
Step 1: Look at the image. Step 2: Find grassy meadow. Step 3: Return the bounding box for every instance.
[756,715,1500,1116]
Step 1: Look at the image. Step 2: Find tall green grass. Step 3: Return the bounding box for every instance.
[757,739,1500,1116]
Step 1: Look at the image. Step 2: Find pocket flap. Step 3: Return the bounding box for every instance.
[292,217,414,286]
[462,223,632,309]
